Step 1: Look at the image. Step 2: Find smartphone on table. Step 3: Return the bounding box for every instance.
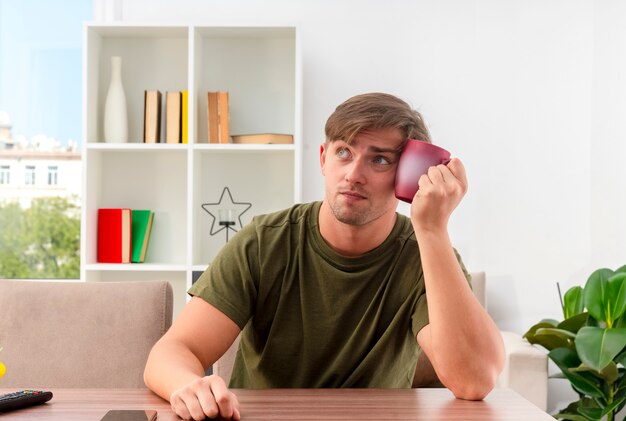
[100,410,158,421]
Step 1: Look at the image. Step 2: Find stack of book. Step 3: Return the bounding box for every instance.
[144,90,188,144]
[97,208,155,263]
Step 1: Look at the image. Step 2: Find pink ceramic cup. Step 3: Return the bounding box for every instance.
[394,139,451,203]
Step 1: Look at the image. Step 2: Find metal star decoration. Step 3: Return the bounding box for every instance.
[201,187,252,242]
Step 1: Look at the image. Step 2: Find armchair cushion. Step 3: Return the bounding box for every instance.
[0,280,173,388]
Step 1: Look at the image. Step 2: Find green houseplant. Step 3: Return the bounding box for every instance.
[524,265,626,421]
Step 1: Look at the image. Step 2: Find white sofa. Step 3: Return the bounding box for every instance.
[213,271,548,411]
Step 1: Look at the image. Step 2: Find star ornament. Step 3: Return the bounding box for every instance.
[201,187,252,237]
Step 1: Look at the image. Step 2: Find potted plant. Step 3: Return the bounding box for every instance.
[524,265,626,421]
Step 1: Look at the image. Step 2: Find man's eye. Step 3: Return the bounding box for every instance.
[336,148,350,159]
[373,156,391,165]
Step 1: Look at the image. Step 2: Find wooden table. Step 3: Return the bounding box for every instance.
[0,388,553,420]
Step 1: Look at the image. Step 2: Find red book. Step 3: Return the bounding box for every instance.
[97,208,132,263]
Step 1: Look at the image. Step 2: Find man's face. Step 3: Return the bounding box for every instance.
[320,128,404,226]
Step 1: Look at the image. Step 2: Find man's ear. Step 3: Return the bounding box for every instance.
[319,143,327,176]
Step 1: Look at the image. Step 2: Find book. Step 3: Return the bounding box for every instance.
[144,90,162,143]
[97,208,132,263]
[207,91,229,143]
[181,90,188,144]
[231,133,294,144]
[165,91,181,144]
[207,92,219,143]
[218,91,229,143]
[131,209,154,263]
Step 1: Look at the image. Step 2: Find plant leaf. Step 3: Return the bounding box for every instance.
[577,396,614,421]
[536,327,576,341]
[607,273,626,322]
[553,412,593,421]
[599,396,625,418]
[525,323,572,351]
[584,268,614,323]
[615,349,626,367]
[524,321,558,338]
[600,362,619,384]
[554,399,594,421]
[577,406,602,420]
[553,412,591,421]
[524,321,571,350]
[571,362,619,384]
[564,286,585,319]
[559,313,589,334]
[576,326,626,372]
[549,347,606,399]
[616,371,626,392]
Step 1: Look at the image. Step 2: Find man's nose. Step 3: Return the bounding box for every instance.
[345,158,367,184]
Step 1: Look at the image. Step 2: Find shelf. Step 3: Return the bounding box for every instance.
[81,23,301,319]
[87,143,189,151]
[84,263,188,272]
[192,143,295,152]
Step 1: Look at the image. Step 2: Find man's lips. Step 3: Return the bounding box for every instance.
[339,190,367,200]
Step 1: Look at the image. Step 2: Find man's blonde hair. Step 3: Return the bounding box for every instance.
[324,93,431,146]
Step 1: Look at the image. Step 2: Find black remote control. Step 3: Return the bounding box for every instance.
[0,390,53,412]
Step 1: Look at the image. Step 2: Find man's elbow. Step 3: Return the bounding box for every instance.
[446,368,499,401]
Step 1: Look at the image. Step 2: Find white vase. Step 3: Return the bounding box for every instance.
[103,56,128,142]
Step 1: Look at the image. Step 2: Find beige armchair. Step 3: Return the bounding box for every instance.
[213,272,548,411]
[0,280,173,389]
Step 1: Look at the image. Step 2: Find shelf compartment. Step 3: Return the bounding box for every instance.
[192,26,296,144]
[85,25,189,143]
[84,148,188,266]
[191,148,294,266]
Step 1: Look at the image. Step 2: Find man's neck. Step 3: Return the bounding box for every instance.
[318,201,397,257]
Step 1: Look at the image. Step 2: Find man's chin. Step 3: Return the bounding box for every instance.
[332,207,369,226]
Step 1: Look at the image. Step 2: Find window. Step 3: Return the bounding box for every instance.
[0,165,8,184]
[0,0,91,279]
[47,165,58,185]
[24,165,35,185]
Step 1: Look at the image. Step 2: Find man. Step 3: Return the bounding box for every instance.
[144,93,504,420]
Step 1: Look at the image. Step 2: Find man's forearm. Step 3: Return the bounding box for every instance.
[416,229,504,399]
[144,339,207,401]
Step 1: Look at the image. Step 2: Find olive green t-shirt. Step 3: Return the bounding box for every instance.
[189,201,469,388]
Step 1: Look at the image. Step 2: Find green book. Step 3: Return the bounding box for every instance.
[131,210,154,263]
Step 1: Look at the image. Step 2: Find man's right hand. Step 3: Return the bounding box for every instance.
[169,374,240,420]
[144,298,242,419]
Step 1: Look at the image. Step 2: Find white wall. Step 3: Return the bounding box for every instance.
[102,0,626,412]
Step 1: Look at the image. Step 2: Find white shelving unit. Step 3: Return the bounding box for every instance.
[81,23,302,318]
